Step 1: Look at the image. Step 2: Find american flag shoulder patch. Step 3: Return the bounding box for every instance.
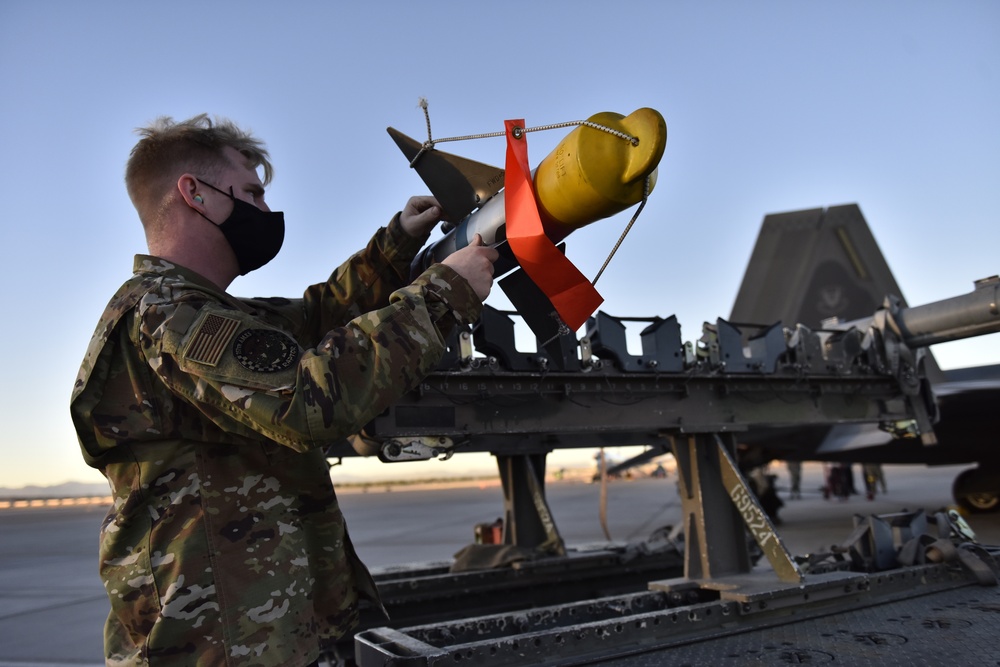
[185,313,241,366]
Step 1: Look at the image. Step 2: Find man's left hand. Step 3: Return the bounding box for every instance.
[399,196,447,238]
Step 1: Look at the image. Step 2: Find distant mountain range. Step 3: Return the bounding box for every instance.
[0,481,110,499]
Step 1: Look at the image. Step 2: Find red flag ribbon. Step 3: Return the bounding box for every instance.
[503,119,603,331]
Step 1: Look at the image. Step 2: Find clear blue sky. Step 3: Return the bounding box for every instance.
[1,1,997,489]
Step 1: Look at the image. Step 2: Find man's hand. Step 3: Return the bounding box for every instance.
[399,196,447,238]
[441,234,499,301]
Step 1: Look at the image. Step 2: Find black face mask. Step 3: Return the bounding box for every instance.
[195,179,285,275]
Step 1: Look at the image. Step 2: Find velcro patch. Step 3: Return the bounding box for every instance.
[186,313,241,366]
[233,329,300,372]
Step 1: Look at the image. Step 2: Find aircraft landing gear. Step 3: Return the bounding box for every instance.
[952,467,1000,513]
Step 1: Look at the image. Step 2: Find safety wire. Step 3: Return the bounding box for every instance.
[410,98,651,289]
[591,176,650,287]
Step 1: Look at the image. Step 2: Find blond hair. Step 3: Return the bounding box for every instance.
[125,113,273,225]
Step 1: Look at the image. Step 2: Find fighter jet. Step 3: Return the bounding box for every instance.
[728,204,1000,512]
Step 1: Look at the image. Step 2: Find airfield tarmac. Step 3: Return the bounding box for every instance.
[1,462,997,667]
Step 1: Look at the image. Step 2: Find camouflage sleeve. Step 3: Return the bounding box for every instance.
[149,262,480,450]
[251,215,430,347]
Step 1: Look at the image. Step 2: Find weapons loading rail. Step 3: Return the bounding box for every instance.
[322,280,1000,666]
[335,277,999,464]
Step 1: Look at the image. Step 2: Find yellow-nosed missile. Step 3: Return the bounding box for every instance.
[388,108,667,275]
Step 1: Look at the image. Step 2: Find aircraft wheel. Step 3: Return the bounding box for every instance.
[953,468,1000,513]
[963,492,1000,513]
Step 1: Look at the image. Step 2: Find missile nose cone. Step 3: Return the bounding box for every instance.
[534,108,667,235]
[619,108,668,184]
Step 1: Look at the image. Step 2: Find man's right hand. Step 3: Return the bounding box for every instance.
[441,234,499,301]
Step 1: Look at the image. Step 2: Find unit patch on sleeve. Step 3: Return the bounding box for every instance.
[233,329,300,372]
[186,313,241,366]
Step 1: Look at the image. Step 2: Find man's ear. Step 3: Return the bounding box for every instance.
[177,174,205,211]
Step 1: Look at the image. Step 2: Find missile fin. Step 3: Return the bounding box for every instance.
[387,127,505,222]
[498,263,580,371]
[497,242,582,359]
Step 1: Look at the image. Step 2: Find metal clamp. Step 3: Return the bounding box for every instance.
[379,436,456,462]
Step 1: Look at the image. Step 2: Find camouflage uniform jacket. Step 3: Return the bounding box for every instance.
[70,218,481,666]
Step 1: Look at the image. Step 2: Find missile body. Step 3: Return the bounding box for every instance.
[409,108,667,275]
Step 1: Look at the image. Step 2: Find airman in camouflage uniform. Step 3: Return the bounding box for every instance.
[70,114,498,666]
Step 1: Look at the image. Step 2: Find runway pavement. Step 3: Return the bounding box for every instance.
[1,462,996,666]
